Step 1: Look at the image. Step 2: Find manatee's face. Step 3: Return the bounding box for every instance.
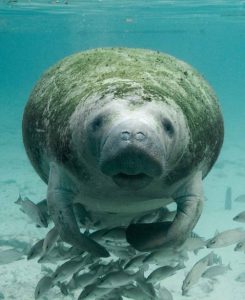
[80,98,189,191]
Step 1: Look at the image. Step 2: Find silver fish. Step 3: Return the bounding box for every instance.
[0,248,24,265]
[233,211,245,223]
[27,239,44,260]
[124,253,148,270]
[201,263,231,279]
[38,226,59,262]
[105,244,136,259]
[66,269,98,291]
[102,226,126,243]
[34,276,53,299]
[144,247,186,265]
[182,252,217,295]
[52,254,94,284]
[147,263,184,284]
[77,280,111,300]
[206,228,245,248]
[98,268,143,288]
[89,259,120,275]
[234,194,245,203]
[179,233,206,254]
[66,262,104,290]
[89,228,111,243]
[15,194,48,228]
[234,240,245,252]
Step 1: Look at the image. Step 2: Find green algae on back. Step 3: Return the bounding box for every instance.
[22,48,224,184]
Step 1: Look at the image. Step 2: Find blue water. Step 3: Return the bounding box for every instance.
[0,1,245,299]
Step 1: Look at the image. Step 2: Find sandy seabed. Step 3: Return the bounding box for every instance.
[0,123,245,300]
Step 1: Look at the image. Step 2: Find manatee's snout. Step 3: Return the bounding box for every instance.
[99,119,164,190]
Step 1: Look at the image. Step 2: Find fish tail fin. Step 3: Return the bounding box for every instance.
[15,194,22,204]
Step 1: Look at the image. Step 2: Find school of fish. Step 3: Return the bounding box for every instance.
[0,190,245,299]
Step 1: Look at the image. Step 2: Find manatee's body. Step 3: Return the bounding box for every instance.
[22,48,224,255]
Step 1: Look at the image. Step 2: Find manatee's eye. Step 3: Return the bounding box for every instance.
[91,115,103,131]
[162,118,174,137]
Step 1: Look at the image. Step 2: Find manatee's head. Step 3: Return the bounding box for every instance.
[71,83,189,193]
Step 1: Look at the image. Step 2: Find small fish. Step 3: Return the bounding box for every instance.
[15,194,48,228]
[0,248,24,265]
[65,269,98,292]
[234,194,245,203]
[52,260,83,284]
[225,186,232,210]
[89,259,119,275]
[146,263,184,284]
[206,228,245,248]
[36,245,68,264]
[124,253,148,270]
[34,276,53,299]
[38,226,59,262]
[102,226,126,243]
[233,211,245,223]
[201,263,231,279]
[98,268,143,288]
[52,254,93,284]
[143,247,186,265]
[27,239,44,260]
[234,240,245,252]
[179,232,206,254]
[182,252,217,295]
[235,272,245,282]
[89,228,111,242]
[105,244,136,259]
[77,280,111,300]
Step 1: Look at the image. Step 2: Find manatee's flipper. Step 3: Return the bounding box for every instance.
[47,162,109,257]
[126,172,204,252]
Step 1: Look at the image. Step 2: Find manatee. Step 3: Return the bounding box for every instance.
[22,48,224,254]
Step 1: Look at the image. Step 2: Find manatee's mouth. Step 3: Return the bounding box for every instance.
[112,172,153,190]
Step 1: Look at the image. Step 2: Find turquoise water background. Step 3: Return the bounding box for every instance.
[1,1,245,158]
[0,1,245,300]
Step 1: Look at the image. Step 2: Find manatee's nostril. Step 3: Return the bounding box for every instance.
[121,131,131,140]
[135,132,146,141]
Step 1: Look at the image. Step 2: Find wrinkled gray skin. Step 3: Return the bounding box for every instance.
[22,48,224,255]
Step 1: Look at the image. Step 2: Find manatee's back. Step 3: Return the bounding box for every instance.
[22,48,224,184]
